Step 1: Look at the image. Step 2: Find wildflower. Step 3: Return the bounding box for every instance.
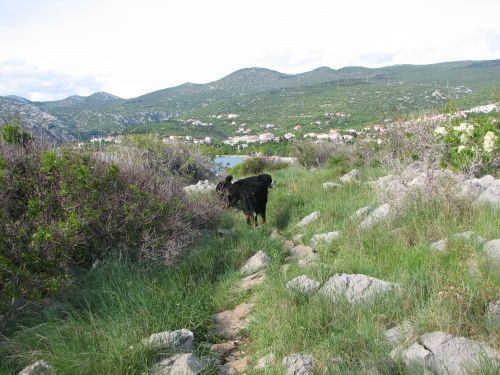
[465,123,474,136]
[483,131,497,153]
[453,122,469,132]
[459,133,469,144]
[434,126,447,136]
[457,145,467,153]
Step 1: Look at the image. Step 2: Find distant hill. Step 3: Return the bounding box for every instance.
[0,97,75,143]
[1,59,499,142]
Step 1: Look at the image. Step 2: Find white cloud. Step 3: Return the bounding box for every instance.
[0,59,104,101]
[0,0,499,100]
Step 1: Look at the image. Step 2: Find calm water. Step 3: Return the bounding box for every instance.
[213,156,247,168]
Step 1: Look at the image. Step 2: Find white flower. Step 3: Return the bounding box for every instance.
[434,126,447,136]
[453,122,469,132]
[465,123,474,136]
[457,145,467,153]
[459,133,469,144]
[483,131,497,153]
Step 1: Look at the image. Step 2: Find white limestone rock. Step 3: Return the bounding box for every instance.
[296,212,320,227]
[320,273,398,304]
[287,275,321,295]
[240,251,271,275]
[141,329,194,352]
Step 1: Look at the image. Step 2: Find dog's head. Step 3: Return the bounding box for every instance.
[215,175,233,200]
[256,174,276,189]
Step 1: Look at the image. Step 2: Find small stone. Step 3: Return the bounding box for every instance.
[430,239,447,252]
[270,228,282,240]
[483,239,500,268]
[340,169,361,184]
[292,234,304,243]
[141,329,194,351]
[217,228,236,237]
[287,275,321,295]
[383,320,414,346]
[323,181,339,189]
[238,270,266,291]
[151,353,202,375]
[213,303,254,338]
[421,331,500,375]
[283,240,295,251]
[350,206,371,220]
[296,211,320,227]
[478,174,496,188]
[452,231,486,244]
[485,300,500,322]
[460,178,487,198]
[240,251,270,275]
[255,354,275,370]
[477,185,500,207]
[184,180,216,194]
[358,204,391,230]
[390,342,432,370]
[282,354,315,375]
[289,245,320,263]
[320,273,398,304]
[18,360,51,375]
[210,341,238,354]
[220,357,249,374]
[310,231,340,247]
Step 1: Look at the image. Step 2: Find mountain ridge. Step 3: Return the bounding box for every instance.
[1,59,499,141]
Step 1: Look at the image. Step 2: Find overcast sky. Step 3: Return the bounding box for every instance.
[1,0,499,101]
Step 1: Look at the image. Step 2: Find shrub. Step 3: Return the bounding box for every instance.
[291,141,340,169]
[0,141,222,317]
[1,124,33,146]
[228,157,288,176]
[435,115,498,175]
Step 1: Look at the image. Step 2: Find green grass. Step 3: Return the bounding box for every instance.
[1,164,499,374]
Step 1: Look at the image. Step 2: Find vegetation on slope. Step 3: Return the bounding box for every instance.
[0,126,221,319]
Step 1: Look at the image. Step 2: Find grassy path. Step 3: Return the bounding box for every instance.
[1,166,499,374]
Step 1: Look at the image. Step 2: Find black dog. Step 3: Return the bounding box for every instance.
[216,174,275,225]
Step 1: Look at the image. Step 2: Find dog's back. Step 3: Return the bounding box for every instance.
[215,173,274,225]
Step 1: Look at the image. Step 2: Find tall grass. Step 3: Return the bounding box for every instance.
[1,164,498,374]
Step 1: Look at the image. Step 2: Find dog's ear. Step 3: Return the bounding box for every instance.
[225,175,233,183]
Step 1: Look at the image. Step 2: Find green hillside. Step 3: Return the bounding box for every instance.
[2,60,499,140]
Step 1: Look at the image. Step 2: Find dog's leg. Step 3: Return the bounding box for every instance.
[253,211,258,227]
[260,212,266,225]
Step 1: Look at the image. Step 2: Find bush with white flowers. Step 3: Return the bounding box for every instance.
[434,115,498,174]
